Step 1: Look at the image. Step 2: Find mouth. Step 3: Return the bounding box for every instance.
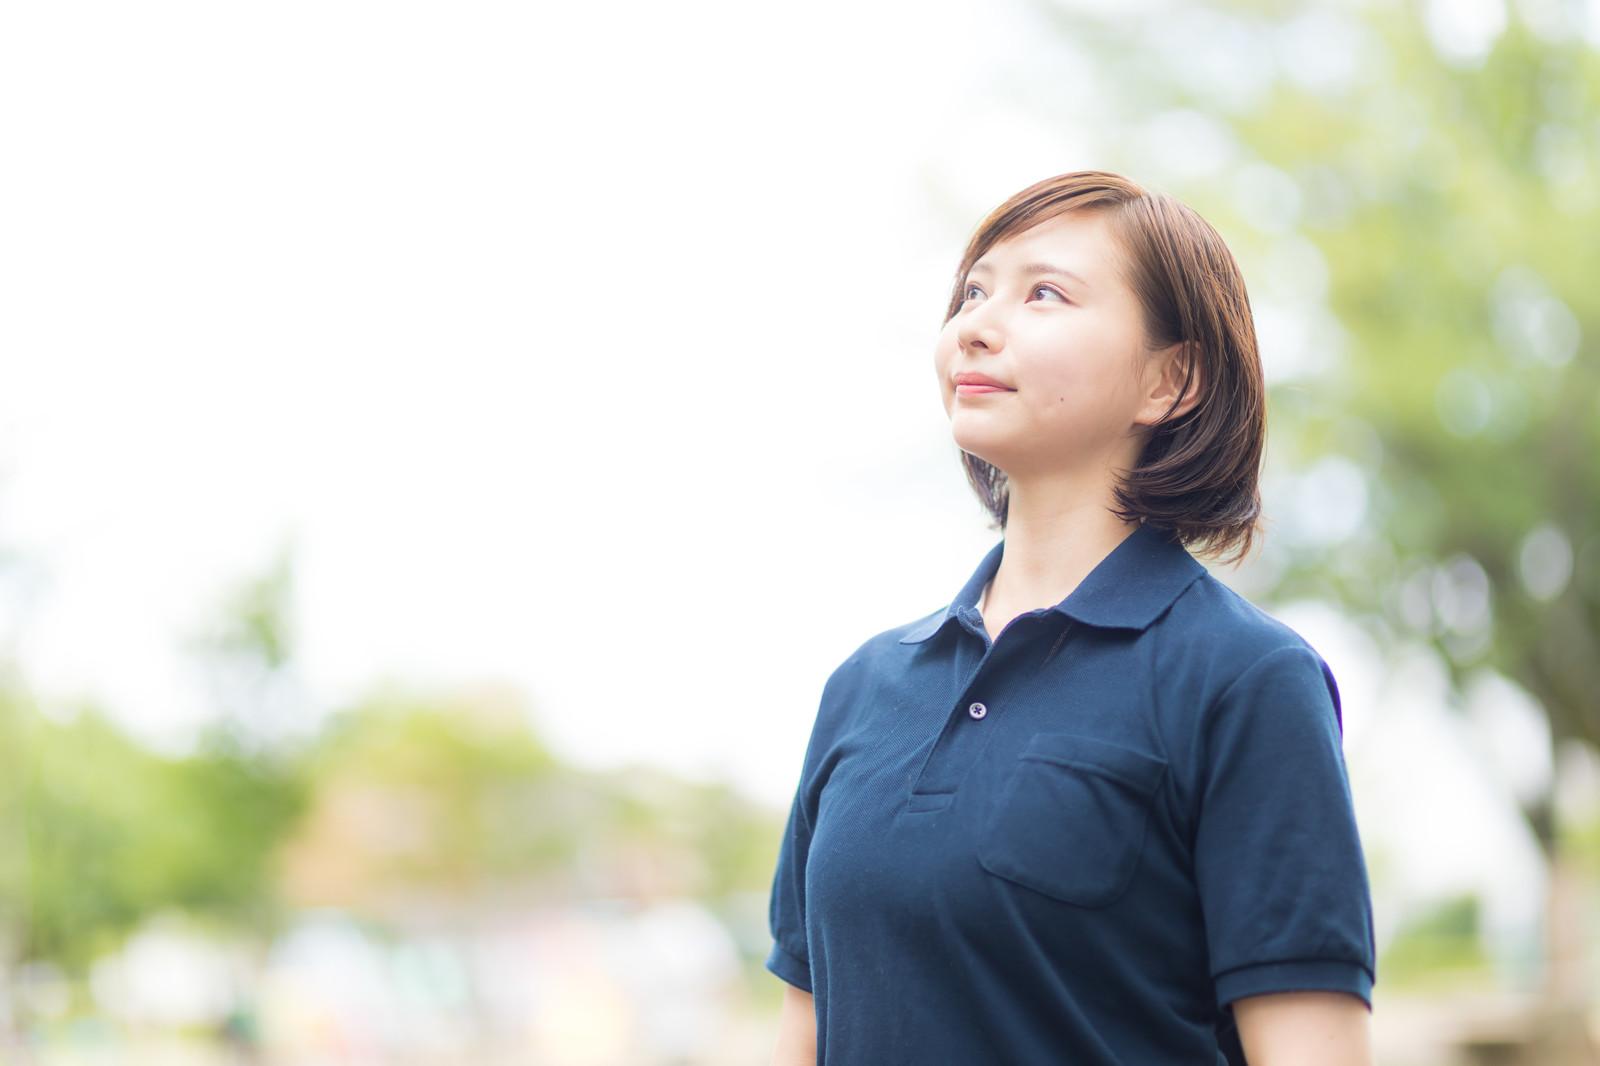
[955,383,1015,395]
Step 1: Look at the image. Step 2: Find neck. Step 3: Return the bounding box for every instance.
[990,470,1141,611]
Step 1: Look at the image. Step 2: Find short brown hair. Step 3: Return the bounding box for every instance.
[945,169,1265,565]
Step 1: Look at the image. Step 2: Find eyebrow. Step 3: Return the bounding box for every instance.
[967,260,1091,289]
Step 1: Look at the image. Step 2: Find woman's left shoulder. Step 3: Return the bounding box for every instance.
[1155,570,1342,729]
[1166,569,1333,668]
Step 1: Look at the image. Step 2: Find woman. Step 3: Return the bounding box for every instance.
[765,171,1376,1065]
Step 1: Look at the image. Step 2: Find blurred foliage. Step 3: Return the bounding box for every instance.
[9,693,308,973]
[6,672,781,975]
[283,686,780,911]
[1562,803,1600,881]
[2,545,785,974]
[283,689,576,905]
[1377,892,1493,991]
[202,542,296,673]
[1029,0,1600,849]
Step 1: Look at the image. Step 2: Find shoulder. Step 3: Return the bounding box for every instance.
[820,610,937,695]
[799,612,935,740]
[1167,569,1321,659]
[785,611,941,790]
[1157,570,1343,730]
[1163,570,1334,676]
[805,601,967,729]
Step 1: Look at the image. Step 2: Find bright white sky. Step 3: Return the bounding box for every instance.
[0,0,1566,963]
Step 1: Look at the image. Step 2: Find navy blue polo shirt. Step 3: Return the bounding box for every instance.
[765,521,1375,1065]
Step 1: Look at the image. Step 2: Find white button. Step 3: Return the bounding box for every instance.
[968,701,988,719]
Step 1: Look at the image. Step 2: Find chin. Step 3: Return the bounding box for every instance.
[949,429,1014,469]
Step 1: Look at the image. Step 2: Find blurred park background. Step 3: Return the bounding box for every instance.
[3,0,1598,1062]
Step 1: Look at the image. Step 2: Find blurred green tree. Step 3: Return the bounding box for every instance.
[282,684,779,916]
[13,699,306,974]
[5,545,314,976]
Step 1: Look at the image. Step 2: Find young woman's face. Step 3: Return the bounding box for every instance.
[933,209,1169,481]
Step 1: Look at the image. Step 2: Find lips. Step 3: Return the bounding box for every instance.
[954,372,1015,394]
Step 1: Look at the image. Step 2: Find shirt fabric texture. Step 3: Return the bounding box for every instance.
[765,521,1376,1065]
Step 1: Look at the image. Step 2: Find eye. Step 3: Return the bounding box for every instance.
[957,281,1070,307]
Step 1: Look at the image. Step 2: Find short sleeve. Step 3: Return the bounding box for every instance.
[766,676,836,994]
[1193,643,1376,1012]
[765,781,814,992]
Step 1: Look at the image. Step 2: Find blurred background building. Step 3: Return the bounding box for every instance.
[3,0,1598,1061]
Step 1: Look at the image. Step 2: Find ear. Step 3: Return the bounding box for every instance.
[1133,340,1203,428]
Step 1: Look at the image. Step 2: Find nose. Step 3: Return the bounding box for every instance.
[957,300,1003,355]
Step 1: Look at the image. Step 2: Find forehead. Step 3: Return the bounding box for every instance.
[970,210,1117,275]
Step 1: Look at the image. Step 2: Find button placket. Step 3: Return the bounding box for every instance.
[906,620,1021,800]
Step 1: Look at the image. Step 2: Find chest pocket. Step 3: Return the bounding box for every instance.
[977,731,1168,908]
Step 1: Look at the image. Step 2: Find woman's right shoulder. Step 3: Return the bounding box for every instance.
[841,606,944,671]
[812,614,928,704]
[813,611,938,714]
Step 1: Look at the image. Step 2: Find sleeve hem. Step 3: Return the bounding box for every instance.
[765,940,812,993]
[1214,958,1373,1011]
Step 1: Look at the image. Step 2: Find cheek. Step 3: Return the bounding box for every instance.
[1024,356,1133,427]
[1023,359,1085,410]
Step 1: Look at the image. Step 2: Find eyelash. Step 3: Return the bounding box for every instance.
[958,282,1069,306]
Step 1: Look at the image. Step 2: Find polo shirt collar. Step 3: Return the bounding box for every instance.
[897,521,1206,643]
